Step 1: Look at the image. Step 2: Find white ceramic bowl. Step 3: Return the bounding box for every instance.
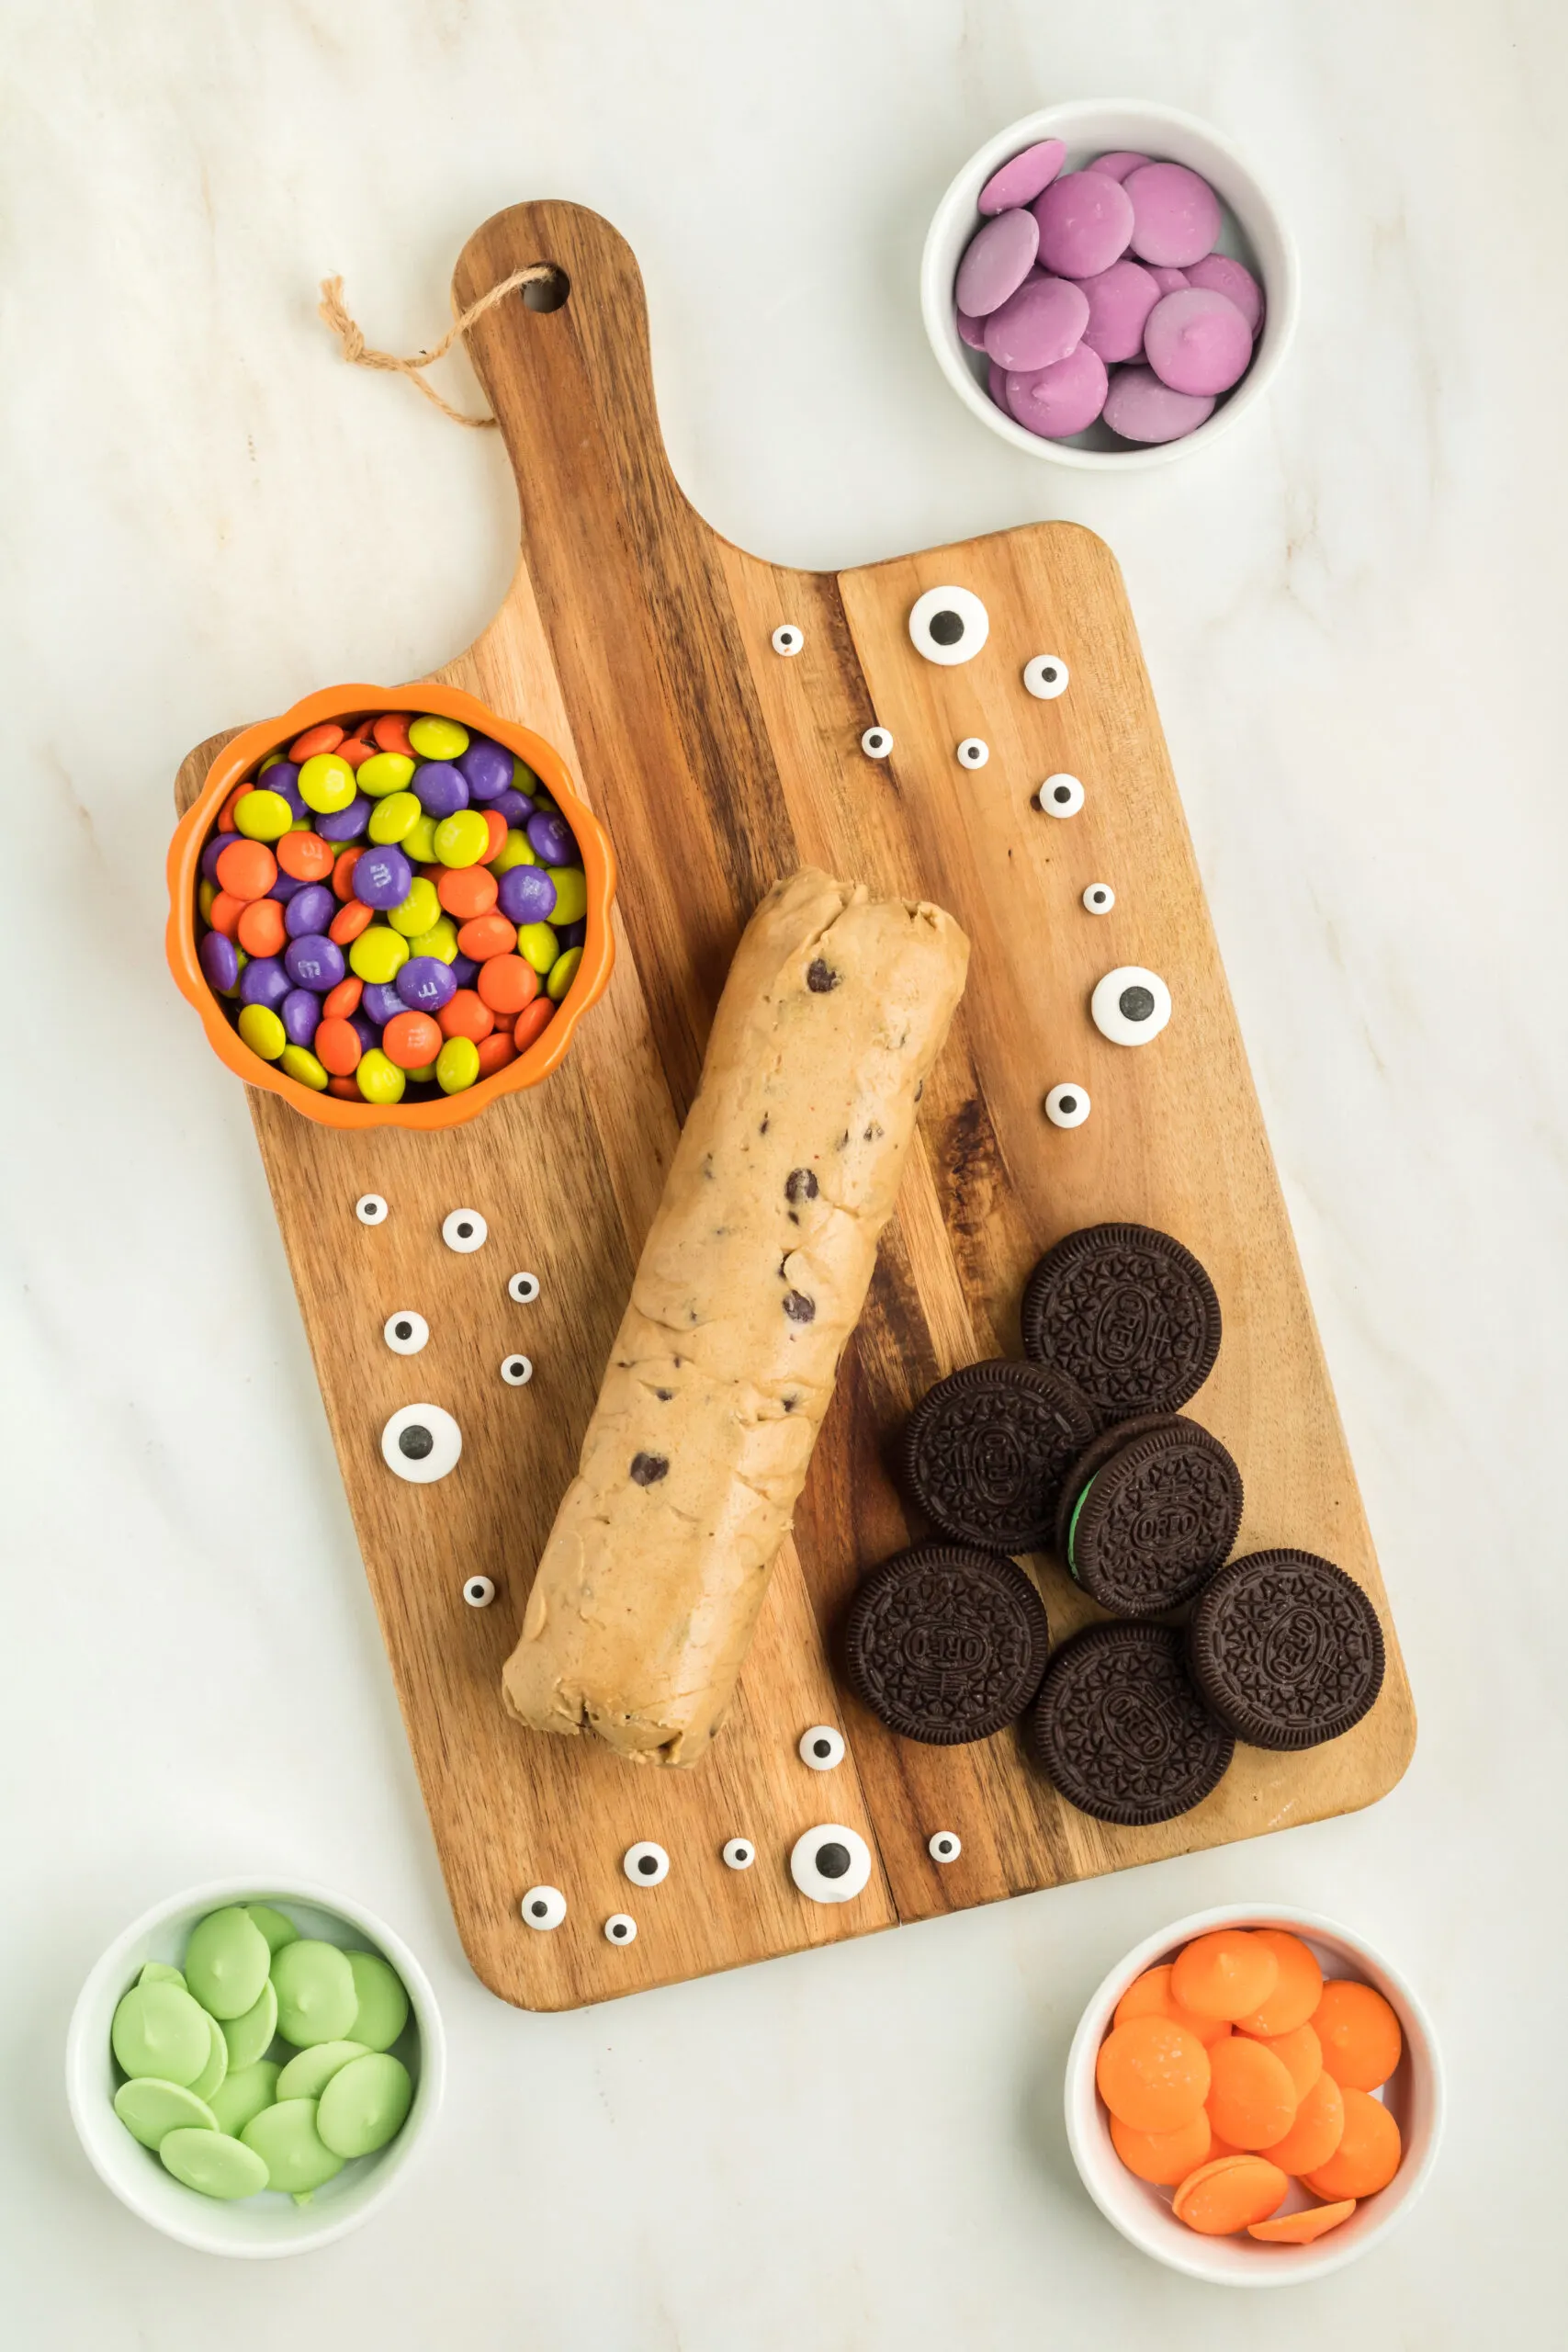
[66,1877,445,2257]
[922,101,1300,469]
[1064,1903,1443,2285]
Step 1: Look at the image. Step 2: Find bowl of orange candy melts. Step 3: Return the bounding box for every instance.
[1064,1905,1444,2284]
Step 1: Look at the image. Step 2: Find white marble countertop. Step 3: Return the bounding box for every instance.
[6,2,1565,2343]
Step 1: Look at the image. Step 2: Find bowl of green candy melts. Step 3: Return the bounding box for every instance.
[66,1878,445,2256]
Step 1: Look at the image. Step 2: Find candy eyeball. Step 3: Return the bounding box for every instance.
[384,1311,429,1355]
[861,726,894,759]
[798,1725,845,1771]
[507,1271,541,1305]
[928,1831,962,1864]
[500,1354,534,1386]
[722,1838,755,1871]
[381,1402,462,1484]
[790,1824,872,1905]
[623,1840,670,1886]
[909,585,989,666]
[442,1208,487,1253]
[956,738,989,770]
[1082,882,1115,914]
[1038,773,1084,819]
[604,1913,637,1946]
[772,624,805,657]
[1022,654,1069,700]
[520,1885,566,1931]
[463,1575,495,1609]
[1091,966,1172,1046]
[1044,1083,1091,1129]
[355,1193,389,1226]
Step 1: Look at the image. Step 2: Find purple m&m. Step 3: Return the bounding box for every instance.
[977,137,1066,215]
[261,762,306,817]
[527,810,575,868]
[1032,170,1134,278]
[1123,161,1222,269]
[982,274,1089,371]
[492,786,534,827]
[1005,344,1109,440]
[280,988,321,1048]
[199,931,239,992]
[284,881,336,939]
[238,955,289,1011]
[449,953,479,989]
[497,864,558,925]
[361,979,405,1026]
[1143,287,1252,396]
[1076,259,1161,364]
[317,792,372,842]
[283,933,345,992]
[457,738,513,801]
[396,956,457,1014]
[412,761,468,820]
[354,845,413,910]
[955,207,1039,317]
[200,835,231,884]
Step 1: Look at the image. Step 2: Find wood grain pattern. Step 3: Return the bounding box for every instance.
[174,202,1413,2008]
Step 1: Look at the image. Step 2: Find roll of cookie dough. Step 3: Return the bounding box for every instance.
[502,868,970,1766]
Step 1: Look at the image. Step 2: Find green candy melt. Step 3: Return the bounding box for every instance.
[111,1981,212,2086]
[113,2078,218,2151]
[275,2041,367,2102]
[185,1905,273,2020]
[271,1939,358,2047]
[138,1962,186,1989]
[186,2011,230,2105]
[241,2098,344,2195]
[317,2053,413,2159]
[221,1974,278,2072]
[244,1904,300,1954]
[160,2127,270,2201]
[208,2059,280,2138]
[345,1951,409,2053]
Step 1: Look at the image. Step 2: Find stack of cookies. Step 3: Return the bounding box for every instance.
[841,1224,1385,1826]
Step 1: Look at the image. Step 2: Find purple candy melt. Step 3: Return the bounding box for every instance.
[1076,258,1161,364]
[492,789,534,828]
[526,811,575,867]
[955,207,1040,318]
[316,792,371,842]
[1089,152,1151,183]
[1143,287,1252,396]
[353,846,413,910]
[280,988,321,1048]
[982,273,1089,371]
[1004,344,1110,440]
[1032,170,1134,278]
[1124,161,1222,269]
[283,933,345,992]
[1102,365,1216,444]
[497,864,558,925]
[457,739,513,801]
[199,931,239,993]
[396,956,458,1013]
[956,308,988,351]
[977,137,1066,216]
[1185,253,1263,336]
[284,882,336,939]
[361,980,405,1025]
[238,955,289,1011]
[412,760,468,820]
[1146,266,1190,295]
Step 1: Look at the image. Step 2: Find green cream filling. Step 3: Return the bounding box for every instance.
[1066,1475,1098,1581]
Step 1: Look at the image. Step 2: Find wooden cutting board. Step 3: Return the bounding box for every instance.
[174,202,1414,2011]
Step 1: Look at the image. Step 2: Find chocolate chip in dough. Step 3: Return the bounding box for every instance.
[807,959,840,992]
[784,1168,818,1204]
[783,1291,816,1323]
[630,1453,669,1486]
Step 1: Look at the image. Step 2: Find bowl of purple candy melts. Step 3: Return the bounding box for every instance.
[922,100,1299,467]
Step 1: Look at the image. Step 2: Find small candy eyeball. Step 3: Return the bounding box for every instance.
[790,1824,872,1905]
[1082,882,1115,914]
[623,1840,670,1886]
[507,1271,541,1305]
[442,1208,487,1253]
[384,1310,429,1355]
[500,1354,534,1386]
[1022,654,1069,700]
[1037,773,1084,819]
[520,1885,566,1931]
[861,725,894,759]
[463,1575,495,1609]
[956,737,989,770]
[798,1724,845,1771]
[909,585,989,666]
[772,624,805,657]
[355,1193,389,1226]
[381,1402,462,1484]
[604,1913,637,1946]
[1091,966,1172,1046]
[721,1838,755,1871]
[928,1831,962,1864]
[1044,1083,1091,1129]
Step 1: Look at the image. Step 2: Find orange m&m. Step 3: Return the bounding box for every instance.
[513,998,556,1052]
[382,1011,443,1071]
[236,898,286,958]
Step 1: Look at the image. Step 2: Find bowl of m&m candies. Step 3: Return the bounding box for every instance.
[166,684,615,1129]
[1064,1905,1443,2284]
[922,100,1300,467]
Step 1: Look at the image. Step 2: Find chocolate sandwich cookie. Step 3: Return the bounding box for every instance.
[901,1359,1099,1552]
[1026,1621,1235,1825]
[843,1544,1051,1744]
[1063,1419,1243,1616]
[1188,1549,1385,1750]
[1021,1223,1222,1423]
[1051,1412,1185,1559]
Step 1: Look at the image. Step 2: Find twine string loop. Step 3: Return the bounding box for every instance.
[316,264,555,426]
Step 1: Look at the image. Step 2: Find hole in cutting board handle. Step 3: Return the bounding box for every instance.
[522,266,570,313]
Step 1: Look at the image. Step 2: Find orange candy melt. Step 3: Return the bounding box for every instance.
[1247,2199,1357,2245]
[1171,2154,1289,2236]
[1109,2109,1213,2187]
[276,829,335,883]
[1114,1963,1234,2050]
[1234,1930,1324,2036]
[1311,1981,1403,2093]
[1301,2088,1402,2200]
[1095,2016,1212,2135]
[1241,2021,1322,2099]
[1171,1929,1280,2023]
[1206,2033,1299,2151]
[1259,2068,1344,2175]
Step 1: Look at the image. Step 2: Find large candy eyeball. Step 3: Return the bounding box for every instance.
[721,1838,755,1871]
[1037,773,1084,818]
[772,624,805,657]
[384,1311,429,1355]
[381,1403,462,1484]
[790,1825,872,1905]
[798,1725,845,1771]
[909,585,989,666]
[861,726,894,759]
[1022,654,1069,699]
[500,1354,534,1386]
[1082,882,1115,914]
[1091,966,1172,1046]
[1044,1082,1091,1128]
[520,1885,566,1931]
[604,1913,637,1946]
[928,1831,963,1864]
[463,1575,495,1609]
[355,1193,389,1226]
[623,1840,670,1886]
[955,737,989,770]
[507,1271,541,1305]
[442,1208,488,1253]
